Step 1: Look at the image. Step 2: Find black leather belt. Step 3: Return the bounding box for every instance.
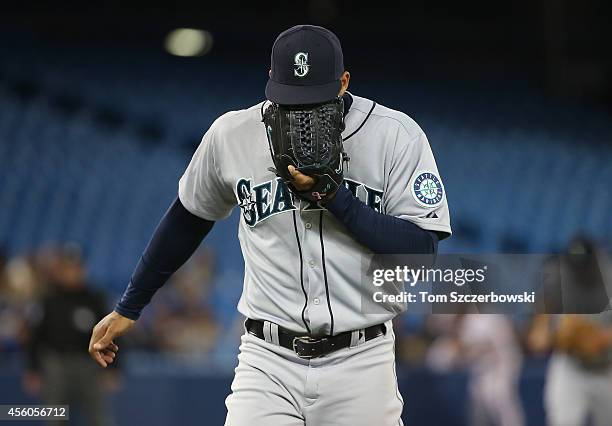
[245,318,386,359]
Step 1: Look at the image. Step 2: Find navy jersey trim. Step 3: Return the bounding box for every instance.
[319,211,335,336]
[343,100,377,142]
[292,210,311,334]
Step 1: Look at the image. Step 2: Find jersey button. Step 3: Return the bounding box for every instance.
[313,298,320,305]
[308,260,315,268]
[305,222,312,229]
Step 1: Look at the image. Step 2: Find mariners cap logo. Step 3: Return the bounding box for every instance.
[412,171,444,208]
[293,52,309,77]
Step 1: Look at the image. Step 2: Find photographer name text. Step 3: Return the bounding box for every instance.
[373,291,536,304]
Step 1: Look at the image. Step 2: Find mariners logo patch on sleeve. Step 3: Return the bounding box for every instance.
[412,171,444,208]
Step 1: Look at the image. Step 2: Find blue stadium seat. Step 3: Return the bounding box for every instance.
[1,51,611,315]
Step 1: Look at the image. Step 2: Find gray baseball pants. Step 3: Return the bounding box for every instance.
[225,320,404,426]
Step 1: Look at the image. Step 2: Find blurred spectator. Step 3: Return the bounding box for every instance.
[394,314,435,367]
[427,314,525,426]
[134,248,219,355]
[22,244,119,426]
[0,248,17,352]
[527,238,612,426]
[0,251,40,354]
[153,249,218,354]
[538,237,612,314]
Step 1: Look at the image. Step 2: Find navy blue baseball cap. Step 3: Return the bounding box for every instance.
[266,25,345,105]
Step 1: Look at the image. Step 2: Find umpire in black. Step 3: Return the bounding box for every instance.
[24,244,118,426]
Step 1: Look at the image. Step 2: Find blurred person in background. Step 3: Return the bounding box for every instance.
[528,238,612,426]
[0,247,7,288]
[117,249,221,359]
[427,314,525,426]
[393,314,434,367]
[0,250,41,356]
[0,248,18,353]
[150,249,218,355]
[23,244,119,426]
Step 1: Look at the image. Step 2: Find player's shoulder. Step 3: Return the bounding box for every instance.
[350,93,425,141]
[209,101,265,137]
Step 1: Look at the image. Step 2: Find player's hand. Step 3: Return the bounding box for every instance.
[88,311,135,368]
[288,165,315,191]
[288,165,339,202]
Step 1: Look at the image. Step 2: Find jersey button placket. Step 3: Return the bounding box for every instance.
[300,211,325,334]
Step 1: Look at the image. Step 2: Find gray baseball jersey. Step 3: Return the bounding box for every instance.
[178,93,451,336]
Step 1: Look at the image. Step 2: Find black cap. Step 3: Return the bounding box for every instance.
[266,25,344,105]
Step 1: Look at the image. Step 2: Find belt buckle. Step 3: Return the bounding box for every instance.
[292,336,326,359]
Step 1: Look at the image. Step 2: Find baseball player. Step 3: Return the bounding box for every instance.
[88,25,451,425]
[528,238,612,426]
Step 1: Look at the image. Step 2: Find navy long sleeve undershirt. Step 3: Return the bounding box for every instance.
[323,185,439,254]
[116,186,438,320]
[114,197,214,320]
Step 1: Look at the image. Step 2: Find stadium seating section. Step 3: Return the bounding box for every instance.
[1,47,611,306]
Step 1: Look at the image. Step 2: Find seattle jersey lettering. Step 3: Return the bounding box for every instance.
[236,177,384,226]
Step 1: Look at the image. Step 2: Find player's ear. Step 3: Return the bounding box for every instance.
[339,71,350,96]
[269,69,272,77]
